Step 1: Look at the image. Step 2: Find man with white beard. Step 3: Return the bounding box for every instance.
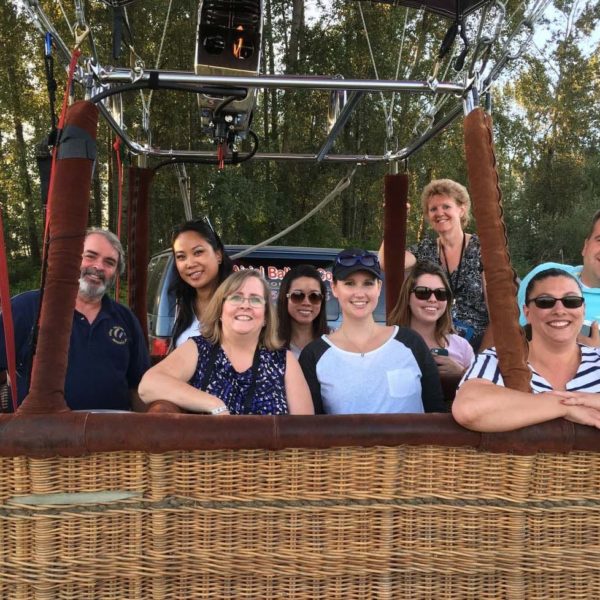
[0,228,150,411]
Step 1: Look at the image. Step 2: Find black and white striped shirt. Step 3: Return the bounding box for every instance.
[461,345,600,393]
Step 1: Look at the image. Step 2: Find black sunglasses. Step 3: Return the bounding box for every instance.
[287,291,323,305]
[412,286,450,301]
[336,253,379,268]
[526,295,584,309]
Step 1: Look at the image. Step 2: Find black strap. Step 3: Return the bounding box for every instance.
[200,343,261,414]
[439,233,466,302]
[56,125,97,160]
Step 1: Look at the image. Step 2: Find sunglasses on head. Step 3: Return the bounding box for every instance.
[287,290,323,305]
[526,295,584,309]
[336,253,379,268]
[412,286,450,301]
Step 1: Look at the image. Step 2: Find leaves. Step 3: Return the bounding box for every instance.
[1,0,598,290]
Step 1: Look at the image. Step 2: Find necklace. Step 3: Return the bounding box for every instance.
[339,326,377,357]
[439,233,466,303]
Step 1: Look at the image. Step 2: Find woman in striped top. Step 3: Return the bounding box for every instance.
[452,267,600,432]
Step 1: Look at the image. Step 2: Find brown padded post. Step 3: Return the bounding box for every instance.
[19,101,99,415]
[383,173,409,319]
[463,108,530,392]
[127,166,154,342]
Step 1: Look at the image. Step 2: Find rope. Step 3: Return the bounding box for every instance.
[388,8,410,121]
[230,169,357,260]
[357,4,388,123]
[113,136,124,300]
[147,0,174,114]
[57,0,74,37]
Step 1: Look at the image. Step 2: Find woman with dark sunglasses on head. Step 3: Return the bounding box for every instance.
[170,218,233,348]
[299,249,445,415]
[277,265,329,358]
[389,261,474,377]
[453,267,600,432]
[140,270,314,415]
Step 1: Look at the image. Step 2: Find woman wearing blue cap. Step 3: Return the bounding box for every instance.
[299,248,445,415]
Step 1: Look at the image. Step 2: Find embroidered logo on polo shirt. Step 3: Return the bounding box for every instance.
[109,326,128,345]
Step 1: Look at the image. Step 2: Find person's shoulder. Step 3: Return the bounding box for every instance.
[580,343,600,360]
[299,336,330,363]
[393,325,424,346]
[414,236,437,250]
[476,346,499,358]
[11,289,41,307]
[449,333,472,349]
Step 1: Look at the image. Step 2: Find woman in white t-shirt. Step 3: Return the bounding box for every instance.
[299,249,445,414]
[388,260,474,376]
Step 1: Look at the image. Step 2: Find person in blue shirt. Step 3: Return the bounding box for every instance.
[0,228,150,411]
[517,210,600,347]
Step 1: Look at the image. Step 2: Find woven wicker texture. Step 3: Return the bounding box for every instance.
[1,446,600,599]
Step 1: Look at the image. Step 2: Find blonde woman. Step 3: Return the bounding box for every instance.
[380,179,488,349]
[139,270,313,415]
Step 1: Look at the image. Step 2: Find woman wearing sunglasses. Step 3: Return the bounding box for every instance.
[452,267,600,432]
[140,270,314,415]
[170,218,233,348]
[277,265,329,358]
[389,261,474,377]
[299,249,445,414]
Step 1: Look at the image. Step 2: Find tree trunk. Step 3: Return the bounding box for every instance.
[7,64,40,264]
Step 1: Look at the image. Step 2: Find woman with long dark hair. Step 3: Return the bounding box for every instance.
[277,265,329,358]
[170,218,233,348]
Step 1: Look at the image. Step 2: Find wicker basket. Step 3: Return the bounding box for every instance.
[1,414,599,599]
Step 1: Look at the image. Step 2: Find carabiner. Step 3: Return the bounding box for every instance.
[74,25,90,51]
[44,32,53,57]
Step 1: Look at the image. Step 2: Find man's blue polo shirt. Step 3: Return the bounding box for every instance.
[0,290,150,410]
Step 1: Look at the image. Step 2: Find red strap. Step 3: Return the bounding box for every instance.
[217,143,225,170]
[0,206,18,411]
[113,136,124,299]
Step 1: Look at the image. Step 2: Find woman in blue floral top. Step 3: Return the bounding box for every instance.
[139,270,313,415]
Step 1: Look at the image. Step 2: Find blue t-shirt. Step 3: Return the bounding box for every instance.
[0,290,150,411]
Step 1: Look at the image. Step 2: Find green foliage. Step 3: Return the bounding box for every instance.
[1,0,599,291]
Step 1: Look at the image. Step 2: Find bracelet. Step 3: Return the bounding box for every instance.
[210,405,229,415]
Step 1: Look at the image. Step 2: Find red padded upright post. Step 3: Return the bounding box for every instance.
[464,108,530,392]
[19,101,99,414]
[383,172,409,320]
[127,166,154,342]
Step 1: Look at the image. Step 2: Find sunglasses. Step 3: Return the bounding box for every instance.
[287,291,323,305]
[412,286,450,301]
[336,253,379,268]
[225,294,266,307]
[526,295,584,309]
